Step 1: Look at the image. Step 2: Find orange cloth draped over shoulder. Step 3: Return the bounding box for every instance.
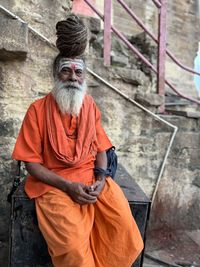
[12,93,112,198]
[12,92,144,267]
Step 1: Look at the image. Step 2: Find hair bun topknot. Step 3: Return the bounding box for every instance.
[56,14,88,58]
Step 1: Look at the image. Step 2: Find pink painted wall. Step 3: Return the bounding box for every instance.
[72,0,96,17]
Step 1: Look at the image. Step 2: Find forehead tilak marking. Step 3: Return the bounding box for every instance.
[59,58,85,73]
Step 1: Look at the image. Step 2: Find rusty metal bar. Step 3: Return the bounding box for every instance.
[83,0,104,19]
[166,50,200,76]
[1,2,199,107]
[111,27,157,72]
[85,0,200,78]
[151,0,161,8]
[116,0,158,42]
[83,0,200,105]
[157,0,167,112]
[165,79,200,104]
[115,0,200,78]
[83,0,156,72]
[104,0,112,66]
[87,67,178,207]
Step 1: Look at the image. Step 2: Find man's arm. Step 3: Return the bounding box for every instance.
[88,151,107,197]
[95,150,107,180]
[25,162,97,205]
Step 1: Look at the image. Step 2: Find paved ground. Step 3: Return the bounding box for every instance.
[143,228,200,267]
[1,226,199,267]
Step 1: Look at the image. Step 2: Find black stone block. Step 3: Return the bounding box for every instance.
[9,164,150,267]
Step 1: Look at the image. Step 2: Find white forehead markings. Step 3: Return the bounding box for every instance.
[59,58,85,73]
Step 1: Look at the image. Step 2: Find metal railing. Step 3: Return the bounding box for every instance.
[83,0,200,112]
[0,3,178,205]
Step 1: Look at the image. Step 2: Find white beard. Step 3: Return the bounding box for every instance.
[52,80,87,116]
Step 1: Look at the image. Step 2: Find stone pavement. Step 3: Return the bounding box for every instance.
[143,257,165,267]
[143,228,200,267]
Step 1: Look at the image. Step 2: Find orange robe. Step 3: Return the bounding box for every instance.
[12,93,112,198]
[12,93,143,267]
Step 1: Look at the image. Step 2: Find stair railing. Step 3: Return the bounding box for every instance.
[0,3,179,205]
[83,0,200,112]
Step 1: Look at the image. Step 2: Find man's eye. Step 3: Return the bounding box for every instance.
[75,70,83,76]
[61,68,71,73]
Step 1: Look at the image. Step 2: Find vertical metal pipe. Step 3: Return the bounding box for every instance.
[104,0,112,66]
[151,0,162,8]
[199,0,200,20]
[157,0,167,113]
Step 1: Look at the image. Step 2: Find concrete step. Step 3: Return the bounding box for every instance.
[165,94,199,114]
[165,109,200,119]
[144,255,167,267]
[160,115,200,132]
[143,263,163,267]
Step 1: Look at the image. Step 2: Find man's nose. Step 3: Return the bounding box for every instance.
[69,71,77,82]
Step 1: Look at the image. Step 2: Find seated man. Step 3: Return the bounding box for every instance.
[12,15,143,267]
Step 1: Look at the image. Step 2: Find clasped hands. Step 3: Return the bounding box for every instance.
[66,176,106,205]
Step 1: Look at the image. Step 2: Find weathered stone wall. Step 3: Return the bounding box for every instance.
[0,1,71,264]
[113,0,157,36]
[87,58,200,232]
[150,116,200,230]
[0,0,200,266]
[165,0,200,97]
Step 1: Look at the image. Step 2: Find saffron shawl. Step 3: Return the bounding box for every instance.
[45,93,97,166]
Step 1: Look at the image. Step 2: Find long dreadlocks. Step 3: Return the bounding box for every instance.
[56,14,88,58]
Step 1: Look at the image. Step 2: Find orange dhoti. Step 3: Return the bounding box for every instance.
[35,178,144,267]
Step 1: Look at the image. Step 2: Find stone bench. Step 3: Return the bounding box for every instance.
[9,164,151,267]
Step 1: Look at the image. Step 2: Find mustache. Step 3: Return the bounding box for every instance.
[52,80,87,115]
[57,81,81,91]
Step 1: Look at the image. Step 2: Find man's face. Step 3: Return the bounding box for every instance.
[52,57,87,115]
[57,58,86,86]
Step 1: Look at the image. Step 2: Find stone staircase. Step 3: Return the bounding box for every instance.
[88,20,200,117]
[0,8,200,267]
[86,21,200,266]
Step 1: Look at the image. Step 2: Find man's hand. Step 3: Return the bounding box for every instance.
[87,178,106,198]
[25,162,97,205]
[66,182,97,205]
